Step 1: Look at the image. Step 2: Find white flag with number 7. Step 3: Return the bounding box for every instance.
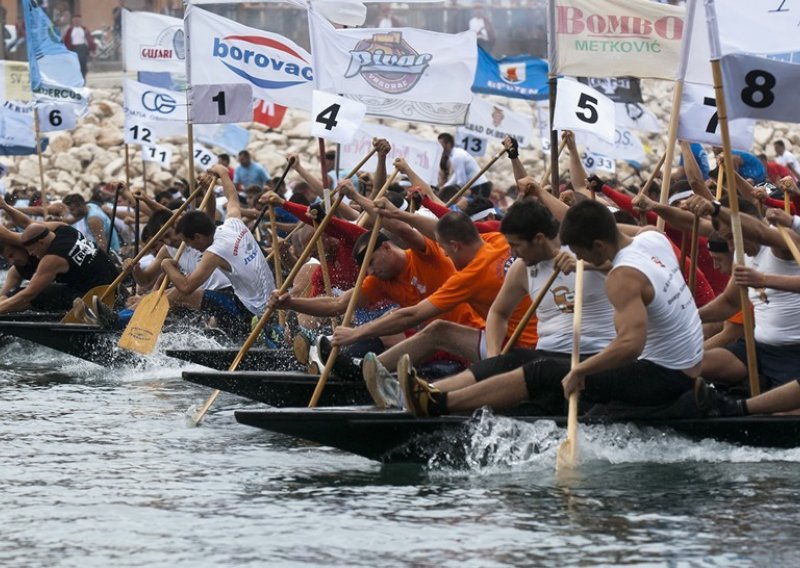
[310,90,367,144]
[552,78,615,143]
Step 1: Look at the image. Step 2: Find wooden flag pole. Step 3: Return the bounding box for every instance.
[711,59,759,396]
[655,81,684,231]
[540,139,567,188]
[549,75,559,194]
[33,111,47,211]
[444,148,508,207]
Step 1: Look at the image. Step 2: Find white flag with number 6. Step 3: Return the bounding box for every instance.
[37,104,77,133]
[553,78,615,143]
[310,90,366,144]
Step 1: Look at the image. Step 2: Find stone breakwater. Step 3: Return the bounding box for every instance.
[0,81,790,198]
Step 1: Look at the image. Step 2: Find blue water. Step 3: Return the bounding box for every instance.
[1,338,799,567]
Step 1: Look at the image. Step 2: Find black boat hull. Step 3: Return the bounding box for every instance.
[167,348,304,371]
[183,370,370,406]
[234,407,800,463]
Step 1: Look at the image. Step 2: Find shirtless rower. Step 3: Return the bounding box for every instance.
[401,199,704,417]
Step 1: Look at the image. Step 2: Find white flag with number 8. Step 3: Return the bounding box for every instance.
[553,78,615,143]
[310,90,366,144]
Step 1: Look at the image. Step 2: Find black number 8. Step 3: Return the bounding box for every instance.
[741,69,776,109]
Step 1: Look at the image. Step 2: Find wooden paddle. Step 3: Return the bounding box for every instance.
[268,204,289,331]
[308,215,384,408]
[556,259,584,472]
[778,226,800,265]
[539,139,568,188]
[249,157,295,234]
[688,213,700,294]
[356,169,399,227]
[117,179,217,354]
[60,183,207,324]
[445,148,508,206]
[501,267,560,355]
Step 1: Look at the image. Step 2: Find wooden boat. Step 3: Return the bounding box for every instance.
[167,348,304,371]
[183,370,370,406]
[234,406,800,463]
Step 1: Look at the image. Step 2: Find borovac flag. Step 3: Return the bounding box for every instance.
[122,10,185,74]
[462,96,534,147]
[308,8,477,106]
[549,0,685,80]
[186,5,314,110]
[22,0,89,107]
[472,47,548,101]
[123,79,186,123]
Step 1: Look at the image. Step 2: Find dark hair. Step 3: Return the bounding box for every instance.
[62,193,86,207]
[559,200,618,249]
[176,211,215,239]
[775,140,786,148]
[613,209,639,226]
[465,196,495,217]
[288,193,310,207]
[500,198,559,240]
[218,153,230,165]
[352,231,390,266]
[437,133,454,146]
[437,184,461,204]
[707,230,730,253]
[238,150,251,159]
[385,190,407,210]
[436,211,481,244]
[668,179,691,197]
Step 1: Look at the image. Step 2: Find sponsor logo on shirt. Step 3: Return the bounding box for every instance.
[232,229,247,256]
[67,233,97,267]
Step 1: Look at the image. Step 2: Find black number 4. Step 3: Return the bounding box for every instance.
[576,93,599,124]
[316,103,340,131]
[703,96,719,134]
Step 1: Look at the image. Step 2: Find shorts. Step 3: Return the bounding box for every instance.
[11,283,81,312]
[201,288,251,337]
[725,338,800,389]
[471,349,568,382]
[522,358,694,407]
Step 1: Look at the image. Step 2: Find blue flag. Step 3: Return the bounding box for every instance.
[472,47,548,101]
[22,0,87,105]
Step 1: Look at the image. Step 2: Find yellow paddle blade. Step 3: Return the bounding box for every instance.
[555,392,580,473]
[117,291,170,354]
[60,285,114,324]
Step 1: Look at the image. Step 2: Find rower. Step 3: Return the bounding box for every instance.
[401,200,704,418]
[61,193,120,254]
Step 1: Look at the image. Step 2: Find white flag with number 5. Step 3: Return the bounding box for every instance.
[310,90,366,144]
[553,78,615,143]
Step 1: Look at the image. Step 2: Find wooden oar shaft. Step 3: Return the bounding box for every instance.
[785,192,791,215]
[778,226,800,265]
[656,81,683,231]
[502,267,560,355]
[560,260,584,470]
[539,139,567,187]
[250,158,295,234]
[688,214,700,294]
[308,216,384,408]
[356,169,399,227]
[639,152,667,198]
[715,165,725,201]
[445,148,508,206]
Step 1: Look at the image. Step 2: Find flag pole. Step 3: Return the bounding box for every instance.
[33,110,47,211]
[142,154,148,195]
[655,81,683,231]
[184,2,196,194]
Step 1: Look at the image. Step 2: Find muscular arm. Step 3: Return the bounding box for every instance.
[161,251,226,295]
[217,170,242,220]
[698,277,741,323]
[0,267,23,298]
[572,268,649,376]
[0,256,65,313]
[87,216,107,251]
[340,299,443,344]
[279,288,358,317]
[485,259,529,357]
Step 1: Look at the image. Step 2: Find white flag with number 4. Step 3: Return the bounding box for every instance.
[310,90,366,144]
[553,78,616,143]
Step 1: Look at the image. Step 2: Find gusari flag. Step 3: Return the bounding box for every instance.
[185,5,314,110]
[122,10,185,74]
[548,0,685,80]
[22,0,89,106]
[308,8,477,105]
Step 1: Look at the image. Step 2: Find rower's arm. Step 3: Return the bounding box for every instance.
[333,299,442,345]
[0,197,34,229]
[485,259,529,357]
[214,168,241,220]
[0,257,64,314]
[161,252,223,296]
[271,287,359,317]
[371,138,389,198]
[698,277,741,323]
[87,216,108,251]
[680,141,714,201]
[0,267,23,298]
[571,267,648,377]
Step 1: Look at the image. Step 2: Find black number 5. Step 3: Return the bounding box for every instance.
[576,93,599,124]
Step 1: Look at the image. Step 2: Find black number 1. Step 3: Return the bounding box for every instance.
[212,91,227,116]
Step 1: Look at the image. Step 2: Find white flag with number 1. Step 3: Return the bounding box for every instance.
[310,90,366,144]
[553,78,615,143]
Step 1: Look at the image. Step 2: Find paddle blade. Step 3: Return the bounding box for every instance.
[60,285,114,324]
[117,292,170,354]
[556,392,580,472]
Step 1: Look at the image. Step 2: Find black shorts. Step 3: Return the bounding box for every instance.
[725,338,800,389]
[201,288,251,336]
[522,358,694,407]
[9,283,80,312]
[471,349,569,382]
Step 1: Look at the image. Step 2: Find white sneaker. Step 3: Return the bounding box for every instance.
[363,352,403,409]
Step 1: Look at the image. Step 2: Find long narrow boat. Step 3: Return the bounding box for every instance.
[183,370,369,406]
[234,407,800,463]
[168,348,303,371]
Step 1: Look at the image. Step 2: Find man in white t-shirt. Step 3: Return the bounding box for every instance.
[437,132,490,198]
[774,140,800,180]
[162,165,275,336]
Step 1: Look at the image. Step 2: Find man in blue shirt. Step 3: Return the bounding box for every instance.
[233,150,271,192]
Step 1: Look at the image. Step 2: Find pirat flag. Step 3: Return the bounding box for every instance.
[548,0,685,80]
[22,0,89,108]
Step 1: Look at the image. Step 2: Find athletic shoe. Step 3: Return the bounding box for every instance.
[363,352,402,409]
[695,378,745,417]
[316,335,363,381]
[91,295,117,330]
[71,297,91,325]
[308,338,325,374]
[398,354,446,417]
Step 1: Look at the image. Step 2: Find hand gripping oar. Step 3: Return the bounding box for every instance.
[556,259,584,472]
[249,157,295,234]
[61,183,207,324]
[308,215,384,408]
[191,192,349,425]
[501,268,560,355]
[117,180,217,354]
[445,148,508,206]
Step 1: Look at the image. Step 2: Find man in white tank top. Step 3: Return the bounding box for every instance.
[684,194,800,390]
[401,200,705,417]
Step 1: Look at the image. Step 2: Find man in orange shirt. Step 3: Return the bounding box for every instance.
[331,206,538,375]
